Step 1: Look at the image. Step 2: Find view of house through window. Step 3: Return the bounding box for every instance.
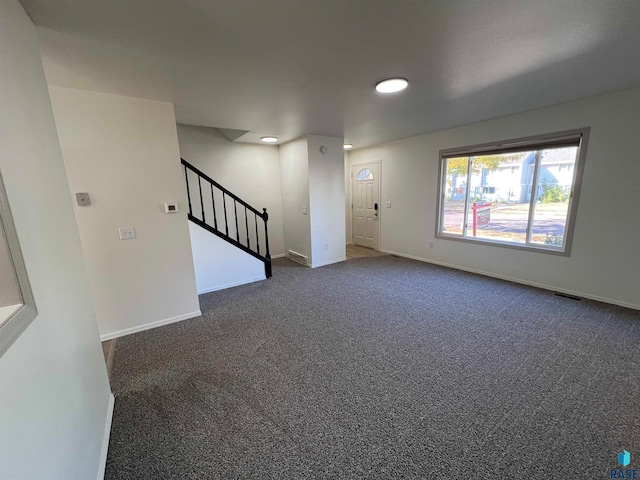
[437,130,587,254]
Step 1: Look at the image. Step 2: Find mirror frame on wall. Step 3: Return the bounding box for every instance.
[0,170,37,357]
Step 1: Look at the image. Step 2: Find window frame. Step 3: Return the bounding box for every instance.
[0,170,37,358]
[435,128,590,256]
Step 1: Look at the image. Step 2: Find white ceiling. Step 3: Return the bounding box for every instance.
[20,0,640,148]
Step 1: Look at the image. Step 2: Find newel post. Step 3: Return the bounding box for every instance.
[263,208,271,259]
[263,207,272,278]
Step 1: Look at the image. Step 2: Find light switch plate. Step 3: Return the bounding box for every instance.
[386,201,391,208]
[118,226,135,240]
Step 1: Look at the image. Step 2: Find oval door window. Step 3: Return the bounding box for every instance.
[356,168,374,181]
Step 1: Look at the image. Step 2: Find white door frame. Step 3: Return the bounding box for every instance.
[349,159,381,249]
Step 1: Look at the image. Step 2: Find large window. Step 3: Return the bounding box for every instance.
[436,129,589,255]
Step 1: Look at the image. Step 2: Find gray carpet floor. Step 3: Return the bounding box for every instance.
[105,256,640,479]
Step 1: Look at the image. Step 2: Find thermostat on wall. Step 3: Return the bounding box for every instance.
[165,203,179,213]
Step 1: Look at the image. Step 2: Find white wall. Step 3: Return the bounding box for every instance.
[279,137,312,262]
[348,86,640,309]
[188,223,265,294]
[48,87,201,339]
[307,136,346,267]
[0,2,112,479]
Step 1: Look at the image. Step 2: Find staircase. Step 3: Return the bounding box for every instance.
[182,158,272,278]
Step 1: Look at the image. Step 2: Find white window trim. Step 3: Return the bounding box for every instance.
[0,171,37,357]
[435,128,590,256]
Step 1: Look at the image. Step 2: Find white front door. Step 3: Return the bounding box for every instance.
[352,162,379,249]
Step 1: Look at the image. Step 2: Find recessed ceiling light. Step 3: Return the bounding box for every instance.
[375,78,408,93]
[344,144,353,150]
[260,136,278,143]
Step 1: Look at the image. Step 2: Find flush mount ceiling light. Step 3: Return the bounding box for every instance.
[344,144,353,150]
[375,78,408,93]
[260,136,278,143]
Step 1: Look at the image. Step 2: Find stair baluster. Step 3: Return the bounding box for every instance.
[234,199,239,242]
[210,184,218,230]
[185,164,192,216]
[244,206,250,249]
[198,177,205,223]
[223,193,229,236]
[254,214,260,255]
[181,158,272,278]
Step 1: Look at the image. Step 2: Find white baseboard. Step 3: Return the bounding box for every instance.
[311,257,347,269]
[97,393,115,480]
[380,249,640,311]
[99,311,202,341]
[271,253,285,259]
[197,275,265,295]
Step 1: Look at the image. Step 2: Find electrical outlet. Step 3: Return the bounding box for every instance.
[429,241,434,248]
[118,226,136,240]
[302,205,307,215]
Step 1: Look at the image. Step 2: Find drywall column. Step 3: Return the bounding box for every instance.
[48,87,201,339]
[0,1,112,479]
[307,136,346,267]
[344,151,352,245]
[279,137,312,263]
[279,136,346,268]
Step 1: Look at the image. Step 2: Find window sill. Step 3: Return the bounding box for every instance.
[435,233,571,256]
[0,305,37,357]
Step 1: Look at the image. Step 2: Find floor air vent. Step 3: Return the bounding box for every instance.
[288,250,309,266]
